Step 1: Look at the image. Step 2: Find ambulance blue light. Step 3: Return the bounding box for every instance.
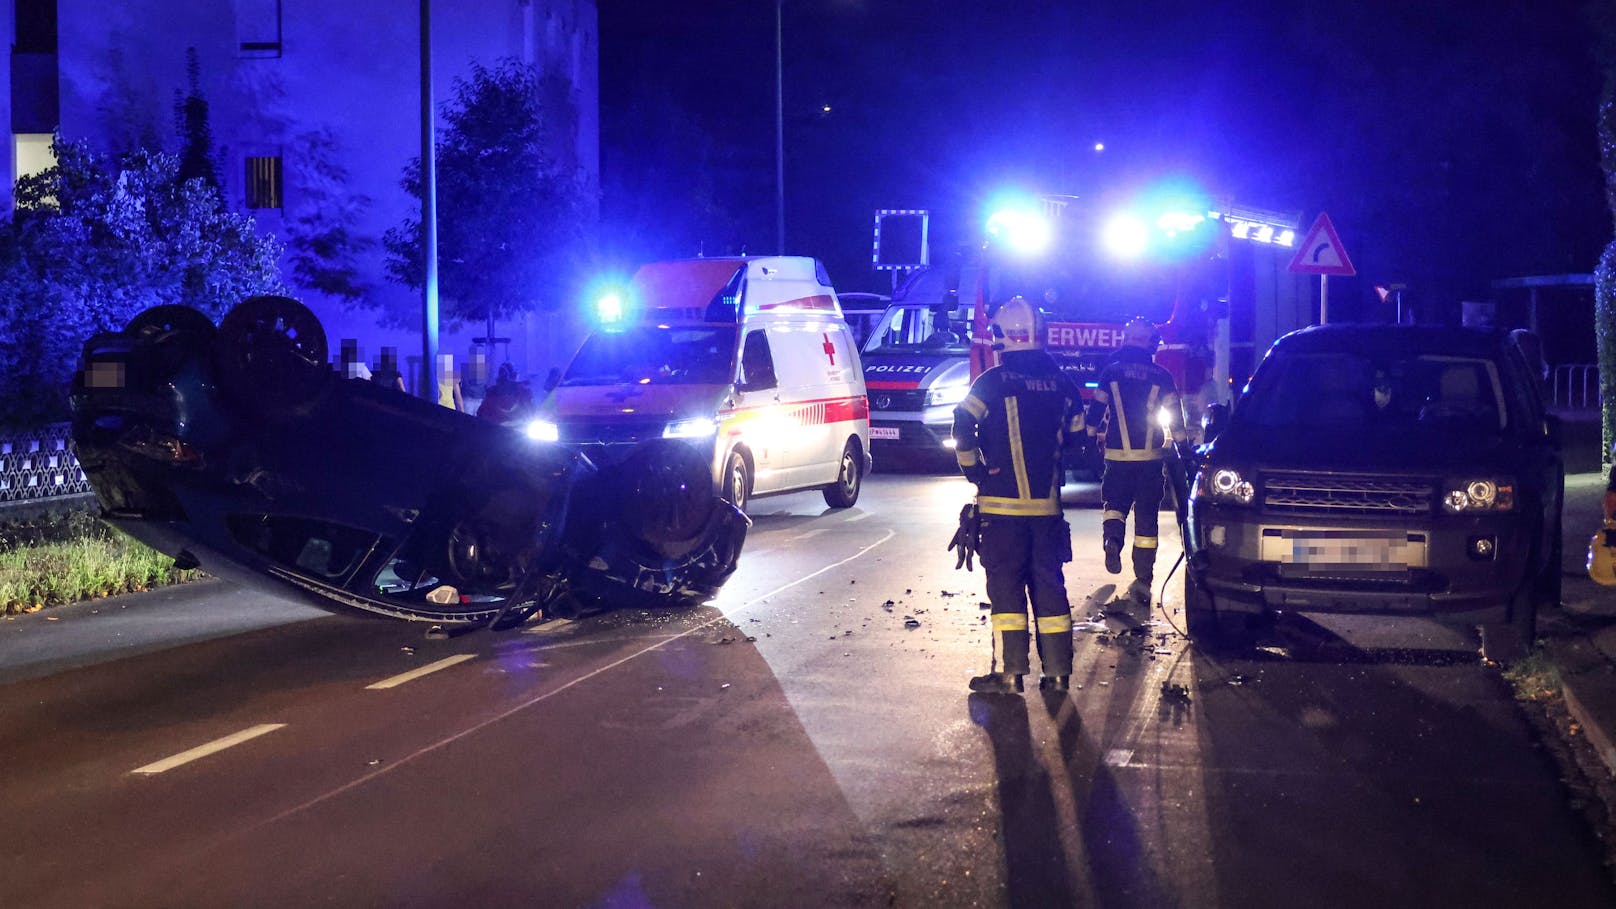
[596,293,625,326]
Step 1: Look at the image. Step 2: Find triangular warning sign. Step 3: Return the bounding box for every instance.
[1288,212,1356,277]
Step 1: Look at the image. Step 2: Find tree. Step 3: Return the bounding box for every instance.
[0,134,285,429]
[383,58,594,337]
[1595,0,1616,470]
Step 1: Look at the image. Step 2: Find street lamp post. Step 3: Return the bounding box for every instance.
[420,0,440,400]
[775,0,785,254]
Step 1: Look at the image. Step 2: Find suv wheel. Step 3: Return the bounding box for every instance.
[1480,586,1536,666]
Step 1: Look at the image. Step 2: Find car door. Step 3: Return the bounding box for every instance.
[734,327,784,493]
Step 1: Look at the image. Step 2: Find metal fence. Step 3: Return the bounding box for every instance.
[1552,364,1600,411]
[0,423,96,516]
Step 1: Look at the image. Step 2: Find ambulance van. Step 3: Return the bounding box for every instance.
[530,256,872,513]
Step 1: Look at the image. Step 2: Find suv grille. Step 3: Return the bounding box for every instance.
[560,420,665,445]
[1262,472,1433,516]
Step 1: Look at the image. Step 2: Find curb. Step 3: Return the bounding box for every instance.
[1548,635,1616,777]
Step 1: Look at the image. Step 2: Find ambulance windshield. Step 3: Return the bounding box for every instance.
[863,304,971,356]
[560,326,739,387]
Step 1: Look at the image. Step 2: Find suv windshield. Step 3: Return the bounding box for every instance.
[560,326,738,387]
[863,304,971,355]
[1237,351,1508,433]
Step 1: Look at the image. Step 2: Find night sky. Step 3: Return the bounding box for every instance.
[597,0,1606,323]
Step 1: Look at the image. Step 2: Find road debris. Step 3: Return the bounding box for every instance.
[904,616,922,629]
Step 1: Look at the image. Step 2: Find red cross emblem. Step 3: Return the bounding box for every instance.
[822,332,837,365]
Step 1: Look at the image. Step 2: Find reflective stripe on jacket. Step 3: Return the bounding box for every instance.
[952,351,1085,516]
[1086,345,1185,462]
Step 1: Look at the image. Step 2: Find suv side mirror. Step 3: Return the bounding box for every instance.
[1202,402,1229,442]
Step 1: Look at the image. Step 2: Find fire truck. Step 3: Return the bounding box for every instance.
[861,192,1312,468]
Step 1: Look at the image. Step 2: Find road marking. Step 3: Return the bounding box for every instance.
[844,511,872,522]
[131,724,286,775]
[789,529,826,542]
[522,617,574,635]
[242,530,896,835]
[365,654,477,690]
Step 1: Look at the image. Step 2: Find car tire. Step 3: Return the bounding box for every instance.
[213,295,330,416]
[1184,571,1223,645]
[721,449,752,514]
[1481,586,1537,666]
[822,439,863,508]
[619,439,719,559]
[125,304,216,340]
[1184,571,1256,653]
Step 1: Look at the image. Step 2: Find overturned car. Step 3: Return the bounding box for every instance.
[69,295,749,628]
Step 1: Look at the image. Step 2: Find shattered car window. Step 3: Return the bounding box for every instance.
[1236,352,1507,433]
[560,326,737,386]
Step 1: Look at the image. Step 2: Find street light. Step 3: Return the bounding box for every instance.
[775,0,785,254]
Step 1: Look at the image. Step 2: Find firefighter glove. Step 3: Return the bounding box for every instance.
[947,503,981,571]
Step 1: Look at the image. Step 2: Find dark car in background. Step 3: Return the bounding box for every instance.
[1184,324,1562,663]
[69,296,749,628]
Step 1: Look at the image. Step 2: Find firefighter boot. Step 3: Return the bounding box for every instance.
[1103,539,1123,575]
[969,672,1025,694]
[1039,675,1071,692]
[1127,576,1153,607]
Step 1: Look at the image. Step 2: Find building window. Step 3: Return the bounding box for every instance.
[245,156,283,210]
[237,0,282,57]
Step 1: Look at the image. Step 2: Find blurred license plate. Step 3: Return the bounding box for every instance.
[870,427,900,440]
[1262,529,1427,568]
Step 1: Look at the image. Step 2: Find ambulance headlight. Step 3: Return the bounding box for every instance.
[525,419,560,442]
[925,381,970,408]
[663,417,718,439]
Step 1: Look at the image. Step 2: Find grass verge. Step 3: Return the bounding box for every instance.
[0,510,204,615]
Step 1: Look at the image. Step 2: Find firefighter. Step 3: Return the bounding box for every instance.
[1087,316,1187,606]
[952,296,1086,694]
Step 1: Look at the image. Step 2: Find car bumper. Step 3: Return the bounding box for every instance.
[1189,504,1533,623]
[868,410,956,451]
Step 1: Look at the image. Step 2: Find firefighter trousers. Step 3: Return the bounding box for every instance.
[978,513,1074,676]
[1101,458,1165,581]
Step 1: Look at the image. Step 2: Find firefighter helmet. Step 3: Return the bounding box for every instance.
[990,297,1046,352]
[1122,317,1161,352]
[1589,523,1616,586]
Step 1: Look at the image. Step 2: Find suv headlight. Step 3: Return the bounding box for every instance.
[1197,466,1255,505]
[925,381,969,408]
[663,417,718,439]
[525,419,560,442]
[1442,477,1514,513]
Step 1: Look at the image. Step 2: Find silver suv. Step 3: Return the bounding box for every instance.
[1184,325,1562,663]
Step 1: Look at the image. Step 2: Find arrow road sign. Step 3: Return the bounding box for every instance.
[1287,212,1356,276]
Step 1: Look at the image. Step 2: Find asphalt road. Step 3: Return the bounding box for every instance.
[2,468,1613,908]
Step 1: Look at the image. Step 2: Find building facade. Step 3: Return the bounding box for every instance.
[8,0,599,394]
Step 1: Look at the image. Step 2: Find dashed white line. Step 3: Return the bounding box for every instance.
[365,654,477,690]
[131,724,286,775]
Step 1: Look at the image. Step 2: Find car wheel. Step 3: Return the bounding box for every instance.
[214,295,330,415]
[125,304,216,340]
[1481,586,1536,666]
[721,450,751,514]
[822,439,863,508]
[1184,571,1257,652]
[620,439,718,558]
[1184,571,1222,644]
